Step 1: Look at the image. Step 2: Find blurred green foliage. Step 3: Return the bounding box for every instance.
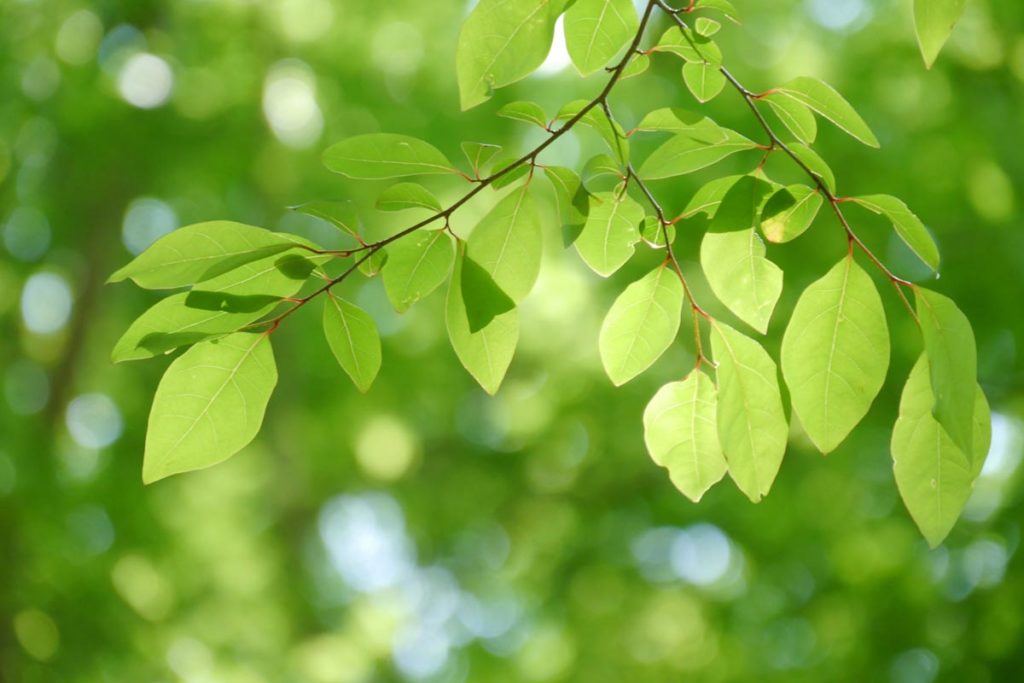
[1,0,1023,681]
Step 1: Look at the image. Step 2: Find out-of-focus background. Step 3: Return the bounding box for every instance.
[1,0,1022,680]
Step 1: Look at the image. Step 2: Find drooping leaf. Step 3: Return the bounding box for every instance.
[643,371,728,502]
[598,264,684,386]
[916,287,978,454]
[465,183,542,306]
[555,100,630,163]
[290,201,361,239]
[652,26,722,65]
[456,0,561,110]
[382,229,456,313]
[323,133,456,179]
[711,322,789,502]
[638,130,756,180]
[575,191,644,277]
[775,77,879,148]
[544,166,590,245]
[849,194,940,272]
[497,101,549,128]
[781,256,890,453]
[789,143,836,194]
[759,185,823,243]
[446,250,519,395]
[914,0,968,68]
[892,357,990,547]
[634,108,727,143]
[376,182,443,213]
[112,249,318,362]
[143,332,277,483]
[323,295,382,393]
[763,93,817,144]
[700,176,782,333]
[564,0,639,75]
[682,61,726,103]
[108,221,300,289]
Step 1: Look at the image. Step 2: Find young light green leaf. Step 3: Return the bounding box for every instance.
[143,332,277,483]
[849,195,939,272]
[108,221,299,289]
[446,250,519,395]
[892,356,990,547]
[789,143,836,193]
[556,100,629,163]
[488,155,532,189]
[575,191,644,277]
[682,175,744,219]
[760,185,823,243]
[290,201,361,239]
[461,142,502,175]
[497,101,549,128]
[763,93,817,144]
[582,153,623,181]
[456,0,560,110]
[643,371,727,502]
[652,26,722,65]
[621,53,650,80]
[916,287,978,454]
[701,176,782,333]
[112,250,318,362]
[323,296,381,393]
[711,322,788,502]
[775,77,879,148]
[682,61,726,103]
[564,0,638,75]
[695,17,721,37]
[466,184,542,304]
[696,0,739,23]
[323,134,455,179]
[781,256,890,453]
[640,215,675,247]
[357,249,388,278]
[375,182,443,213]
[382,229,455,313]
[914,0,967,68]
[634,108,725,142]
[638,130,756,180]
[544,166,590,245]
[598,265,684,386]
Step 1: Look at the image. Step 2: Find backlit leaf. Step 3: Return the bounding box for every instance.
[638,130,756,180]
[382,229,455,313]
[323,133,456,179]
[323,296,382,393]
[849,194,939,272]
[914,0,968,68]
[564,0,638,75]
[575,191,644,277]
[682,61,726,103]
[376,182,443,213]
[760,185,823,243]
[775,77,879,148]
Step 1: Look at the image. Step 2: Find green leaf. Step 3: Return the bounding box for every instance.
[781,256,890,453]
[462,142,502,175]
[323,296,382,393]
[575,191,644,277]
[849,194,940,272]
[143,332,277,483]
[892,356,990,547]
[108,221,299,289]
[638,130,756,180]
[488,156,532,189]
[382,229,455,313]
[290,201,361,239]
[682,175,743,219]
[456,0,560,110]
[763,93,817,144]
[916,287,978,454]
[357,249,388,278]
[789,143,836,194]
[564,0,638,75]
[497,101,549,128]
[652,26,722,65]
[446,250,519,394]
[643,371,728,502]
[634,108,726,142]
[775,77,879,148]
[695,17,722,37]
[711,322,788,502]
[696,0,740,23]
[323,133,455,179]
[700,176,782,333]
[582,153,623,181]
[555,100,629,163]
[112,250,318,362]
[759,185,823,243]
[544,166,590,245]
[621,53,650,80]
[682,61,726,103]
[598,264,684,386]
[375,182,443,213]
[914,0,967,68]
[640,215,675,247]
[465,184,542,305]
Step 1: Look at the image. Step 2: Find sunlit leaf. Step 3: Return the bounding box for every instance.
[763,93,817,144]
[143,332,277,483]
[564,0,638,75]
[323,295,382,393]
[643,371,727,502]
[711,322,788,502]
[598,264,684,386]
[760,185,823,243]
[652,26,722,65]
[382,229,455,313]
[781,256,890,453]
[323,133,456,179]
[775,77,879,148]
[461,142,502,175]
[914,0,968,68]
[465,183,542,306]
[638,130,756,180]
[682,61,726,103]
[849,194,939,272]
[575,191,644,277]
[789,142,836,193]
[497,101,549,128]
